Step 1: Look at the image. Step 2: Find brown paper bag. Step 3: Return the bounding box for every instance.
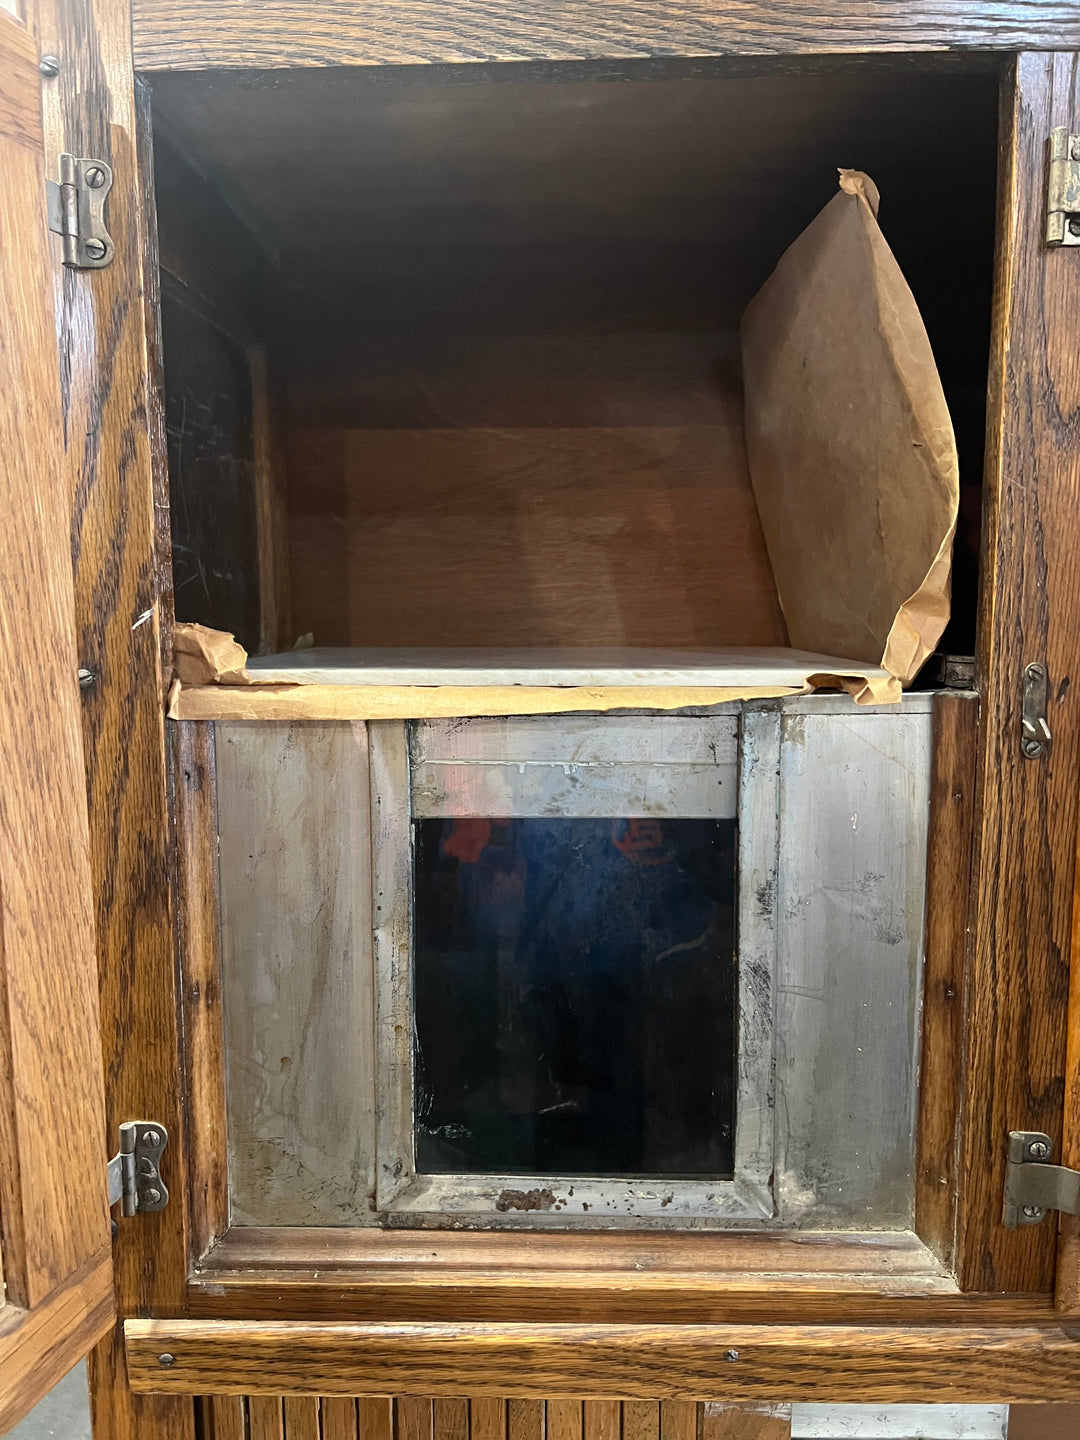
[741,170,959,688]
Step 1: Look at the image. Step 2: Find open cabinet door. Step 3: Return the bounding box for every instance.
[0,4,115,1432]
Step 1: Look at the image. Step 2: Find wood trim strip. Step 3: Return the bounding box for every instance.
[0,1255,112,1433]
[126,1320,1080,1401]
[171,722,229,1262]
[957,52,1080,1292]
[130,2,1080,71]
[169,683,797,722]
[914,692,979,1265]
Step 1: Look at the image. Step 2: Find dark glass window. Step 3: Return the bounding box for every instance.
[413,816,737,1179]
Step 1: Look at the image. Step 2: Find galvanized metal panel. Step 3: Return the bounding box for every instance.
[771,706,932,1227]
[216,720,376,1224]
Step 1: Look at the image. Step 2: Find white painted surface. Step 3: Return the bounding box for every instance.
[246,645,891,690]
[791,1405,1007,1439]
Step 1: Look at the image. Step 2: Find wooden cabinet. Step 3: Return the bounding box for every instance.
[6,2,1080,1436]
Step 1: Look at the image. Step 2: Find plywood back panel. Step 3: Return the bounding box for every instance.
[287,364,786,650]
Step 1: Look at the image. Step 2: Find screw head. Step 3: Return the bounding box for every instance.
[158,1353,176,1368]
[77,667,95,691]
[145,1187,162,1204]
[83,238,107,261]
[84,165,107,189]
[39,53,60,77]
[145,1129,161,1147]
[725,1349,740,1362]
[1027,1139,1052,1160]
[1069,218,1080,238]
[1071,138,1080,161]
[1022,1204,1045,1220]
[1022,738,1044,759]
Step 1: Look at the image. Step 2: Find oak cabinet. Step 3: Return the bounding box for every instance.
[5,2,1080,1435]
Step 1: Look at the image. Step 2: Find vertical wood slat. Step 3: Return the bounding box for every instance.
[547,1403,583,1440]
[660,1403,697,1440]
[359,1398,396,1440]
[399,1399,435,1440]
[200,1395,247,1440]
[471,1399,508,1440]
[584,1403,621,1440]
[284,1397,321,1439]
[434,1400,471,1440]
[508,1401,546,1440]
[622,1405,659,1440]
[323,1399,361,1440]
[959,50,1080,1291]
[914,692,979,1265]
[249,1396,285,1440]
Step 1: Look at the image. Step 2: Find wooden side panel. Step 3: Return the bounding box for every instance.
[915,693,979,1265]
[0,1,110,1312]
[0,2,115,1428]
[130,0,1080,70]
[957,53,1080,1292]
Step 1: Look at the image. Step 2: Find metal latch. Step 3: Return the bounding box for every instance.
[106,1121,169,1217]
[1022,661,1052,759]
[45,154,114,268]
[1047,128,1080,246]
[1003,1130,1080,1227]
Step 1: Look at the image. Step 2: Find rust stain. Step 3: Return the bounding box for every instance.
[496,1187,557,1213]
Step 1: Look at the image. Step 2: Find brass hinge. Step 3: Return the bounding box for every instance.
[45,154,114,269]
[1003,1130,1080,1227]
[106,1121,169,1217]
[1047,128,1080,246]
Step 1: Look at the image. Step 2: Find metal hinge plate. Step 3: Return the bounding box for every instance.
[45,154,114,269]
[1047,128,1080,246]
[106,1121,169,1217]
[1003,1130,1080,1227]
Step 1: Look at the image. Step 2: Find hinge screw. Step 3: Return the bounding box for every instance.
[145,1130,161,1147]
[83,238,107,261]
[84,166,107,189]
[725,1349,740,1361]
[1069,218,1080,238]
[1028,1139,1052,1160]
[1071,138,1080,161]
[1022,738,1044,759]
[145,1187,162,1204]
[39,54,60,77]
[1022,1204,1045,1220]
[158,1353,176,1368]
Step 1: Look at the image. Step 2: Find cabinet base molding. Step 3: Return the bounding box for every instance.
[125,1320,1080,1402]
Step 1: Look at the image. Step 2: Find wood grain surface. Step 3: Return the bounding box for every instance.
[185,1225,1052,1324]
[130,1,1080,71]
[957,53,1080,1293]
[125,1319,1080,1401]
[0,1,111,1317]
[197,1399,788,1440]
[915,693,979,1266]
[171,723,229,1261]
[30,0,198,1432]
[0,1255,114,1434]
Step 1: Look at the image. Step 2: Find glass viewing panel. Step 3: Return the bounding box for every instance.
[413,815,738,1179]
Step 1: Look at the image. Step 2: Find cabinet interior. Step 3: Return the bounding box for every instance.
[147,58,999,668]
